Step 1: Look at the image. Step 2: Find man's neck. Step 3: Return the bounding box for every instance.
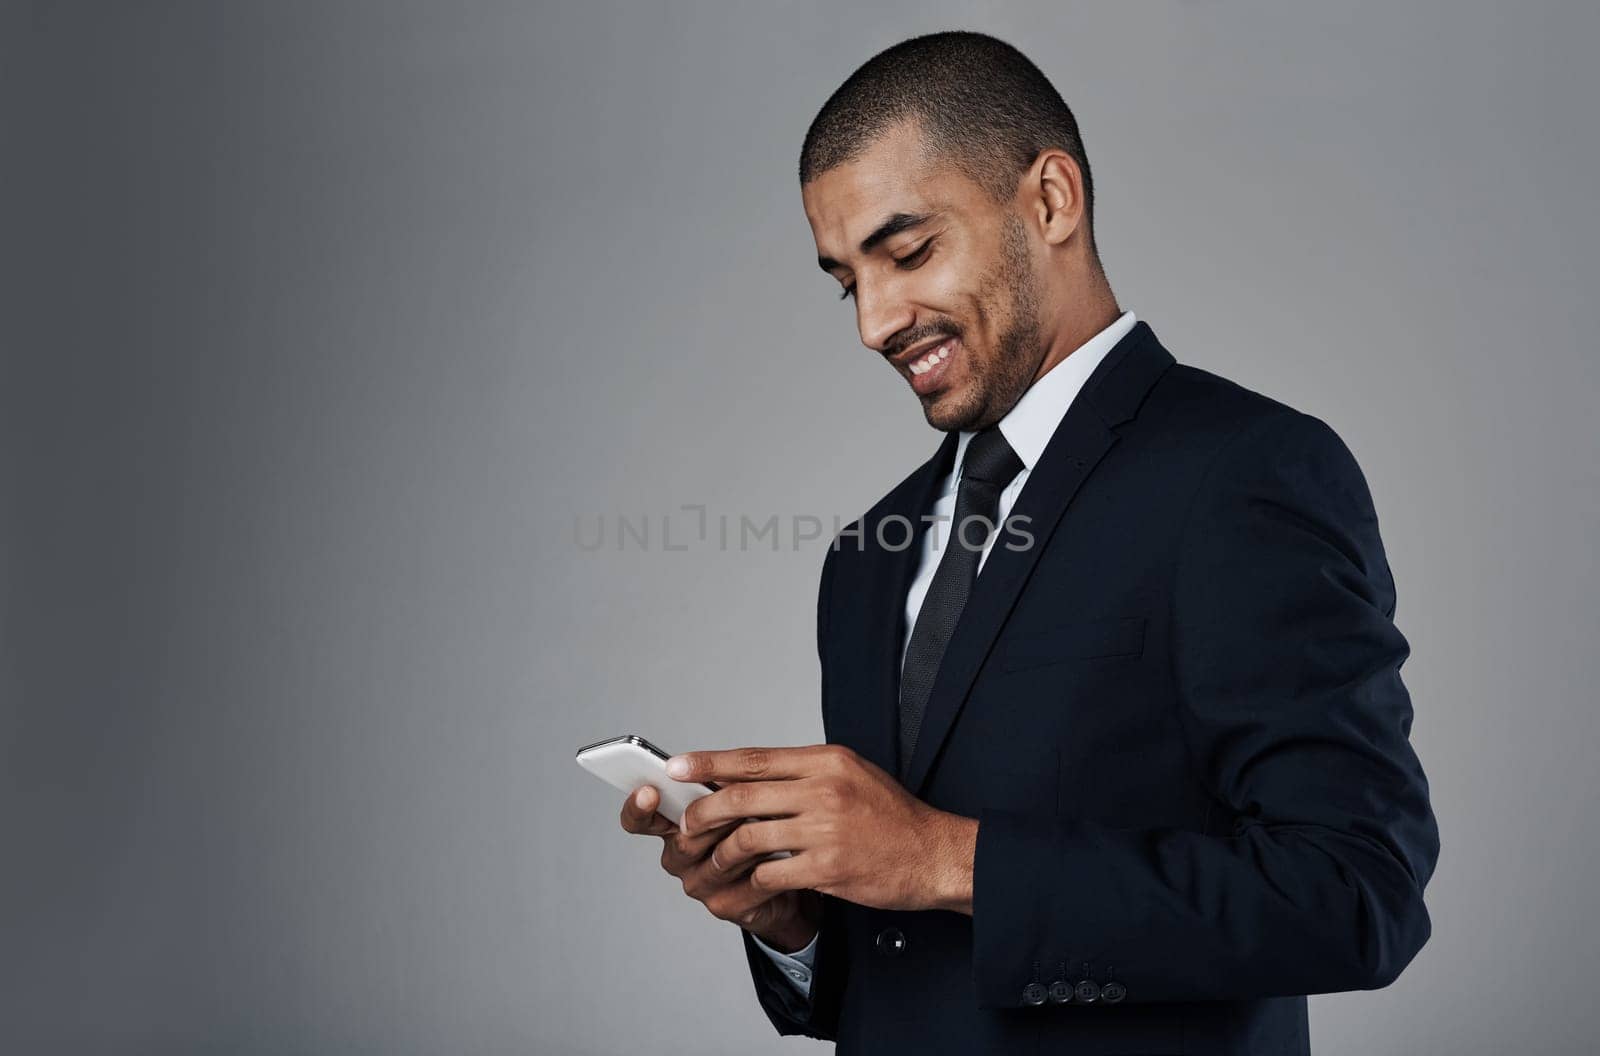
[1032,285,1122,385]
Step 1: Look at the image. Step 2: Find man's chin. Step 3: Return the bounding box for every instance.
[918,385,986,432]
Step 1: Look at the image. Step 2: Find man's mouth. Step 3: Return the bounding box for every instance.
[903,336,959,396]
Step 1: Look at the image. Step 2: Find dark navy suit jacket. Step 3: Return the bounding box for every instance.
[739,321,1438,1054]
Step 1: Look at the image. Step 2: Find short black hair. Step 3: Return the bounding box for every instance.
[800,31,1097,256]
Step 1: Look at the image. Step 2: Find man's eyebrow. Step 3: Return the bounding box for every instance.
[816,210,941,273]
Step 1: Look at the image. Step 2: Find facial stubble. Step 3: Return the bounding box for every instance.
[923,213,1044,433]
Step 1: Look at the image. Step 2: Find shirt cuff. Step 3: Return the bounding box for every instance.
[750,929,819,998]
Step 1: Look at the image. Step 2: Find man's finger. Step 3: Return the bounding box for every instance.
[661,818,738,869]
[746,850,808,895]
[619,784,677,836]
[707,819,801,878]
[665,744,841,786]
[680,780,805,837]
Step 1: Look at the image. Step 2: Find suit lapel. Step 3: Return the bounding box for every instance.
[899,321,1176,796]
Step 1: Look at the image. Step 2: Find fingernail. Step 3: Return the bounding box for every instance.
[665,757,689,779]
[635,787,651,806]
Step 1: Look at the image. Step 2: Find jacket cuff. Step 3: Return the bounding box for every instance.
[972,807,1053,1008]
[972,808,1131,1009]
[749,929,819,997]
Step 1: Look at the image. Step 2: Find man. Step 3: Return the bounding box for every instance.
[619,30,1438,1055]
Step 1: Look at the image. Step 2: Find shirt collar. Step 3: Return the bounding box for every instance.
[948,309,1138,488]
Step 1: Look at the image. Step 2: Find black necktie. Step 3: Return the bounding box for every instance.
[898,426,1024,778]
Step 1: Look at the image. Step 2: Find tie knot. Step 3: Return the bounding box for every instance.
[961,426,1023,487]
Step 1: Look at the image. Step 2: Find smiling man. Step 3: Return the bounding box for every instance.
[619,30,1438,1055]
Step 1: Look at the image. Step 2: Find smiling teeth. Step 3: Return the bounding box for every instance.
[910,341,952,375]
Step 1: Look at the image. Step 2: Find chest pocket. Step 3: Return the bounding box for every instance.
[994,615,1147,673]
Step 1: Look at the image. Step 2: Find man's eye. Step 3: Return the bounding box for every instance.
[894,240,934,268]
[835,240,932,301]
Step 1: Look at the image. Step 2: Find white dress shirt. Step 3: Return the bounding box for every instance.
[751,310,1140,998]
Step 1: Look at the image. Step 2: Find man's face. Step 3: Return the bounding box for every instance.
[803,121,1045,432]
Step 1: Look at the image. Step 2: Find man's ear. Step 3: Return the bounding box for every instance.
[1027,149,1086,248]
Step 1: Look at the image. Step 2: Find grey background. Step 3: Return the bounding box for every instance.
[4,1,1596,1053]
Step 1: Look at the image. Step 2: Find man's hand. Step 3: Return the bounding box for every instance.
[667,744,978,915]
[619,783,822,952]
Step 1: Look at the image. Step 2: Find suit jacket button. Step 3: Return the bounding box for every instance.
[1021,982,1048,1005]
[1048,980,1073,1003]
[874,927,906,956]
[1074,979,1101,1003]
[1101,981,1127,1004]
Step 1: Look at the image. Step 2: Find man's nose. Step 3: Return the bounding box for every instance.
[855,283,916,355]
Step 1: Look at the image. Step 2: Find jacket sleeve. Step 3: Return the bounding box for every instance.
[970,409,1440,1006]
[740,541,853,1037]
[739,892,849,1039]
[750,928,819,997]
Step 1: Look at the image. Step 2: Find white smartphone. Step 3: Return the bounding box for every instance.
[575,734,716,828]
[575,734,792,858]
